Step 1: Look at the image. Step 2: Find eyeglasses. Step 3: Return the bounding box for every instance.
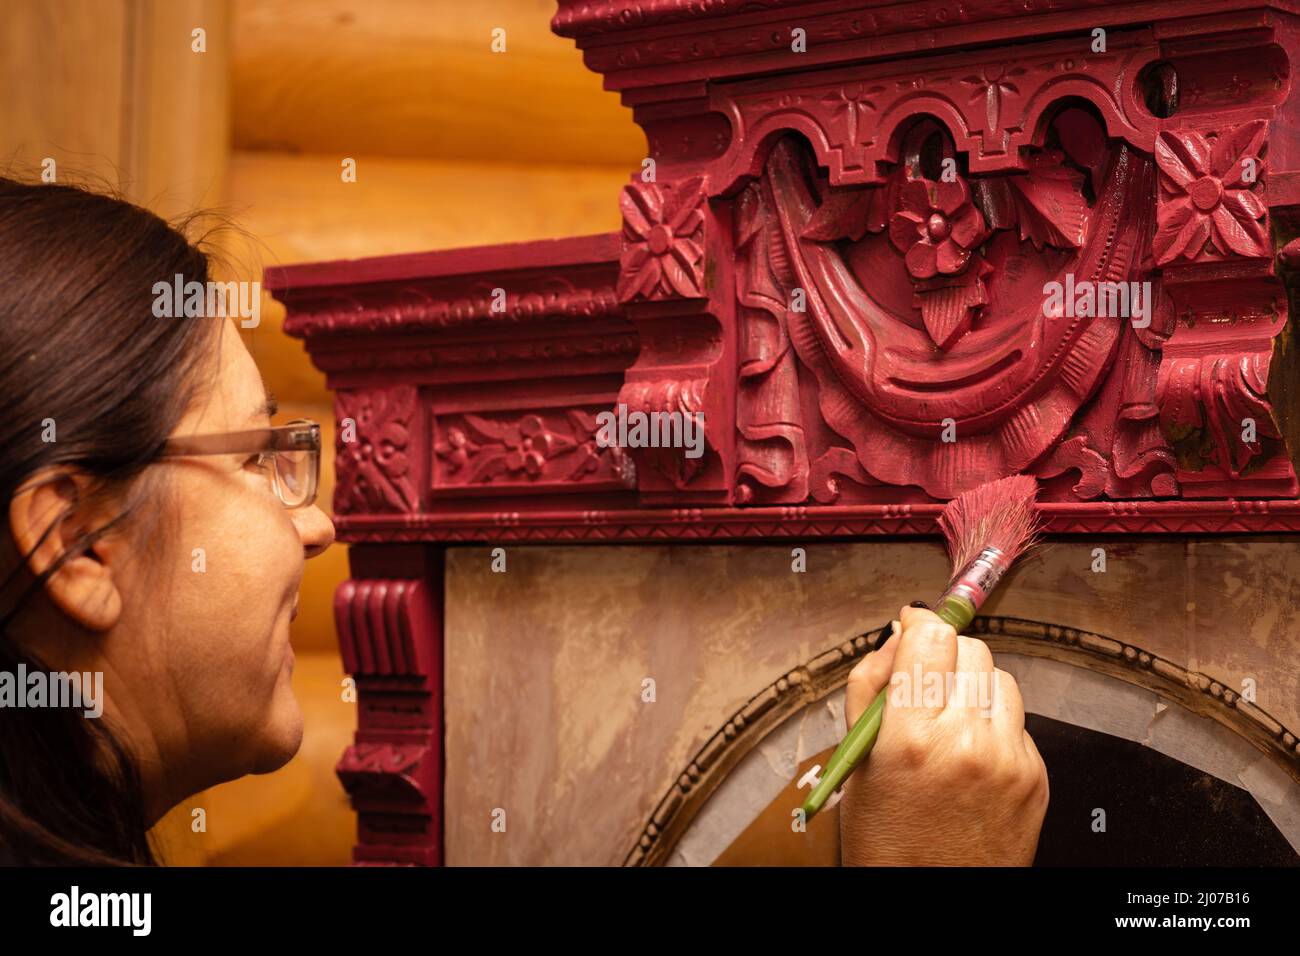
[159,419,321,509]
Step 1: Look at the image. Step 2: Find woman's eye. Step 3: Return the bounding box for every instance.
[246,453,271,470]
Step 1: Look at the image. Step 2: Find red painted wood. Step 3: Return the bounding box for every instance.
[334,546,444,866]
[269,0,1300,864]
[265,233,621,291]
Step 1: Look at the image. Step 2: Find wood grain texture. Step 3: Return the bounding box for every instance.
[230,0,645,166]
[0,0,129,183]
[224,149,630,265]
[0,0,229,218]
[121,0,231,221]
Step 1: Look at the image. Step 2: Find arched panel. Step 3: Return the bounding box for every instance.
[628,616,1300,866]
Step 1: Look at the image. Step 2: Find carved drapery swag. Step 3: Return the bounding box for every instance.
[736,111,1182,502]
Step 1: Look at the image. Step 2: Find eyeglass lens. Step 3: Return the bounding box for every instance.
[274,449,315,507]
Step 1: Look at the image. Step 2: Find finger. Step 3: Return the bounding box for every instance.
[988,667,1027,740]
[947,634,995,713]
[1023,727,1046,771]
[888,606,958,723]
[845,626,900,726]
[1022,729,1050,807]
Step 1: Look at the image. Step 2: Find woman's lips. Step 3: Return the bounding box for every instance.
[290,596,300,621]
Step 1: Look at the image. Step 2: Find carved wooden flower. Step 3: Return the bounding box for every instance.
[1153,122,1268,264]
[505,415,557,476]
[888,178,988,279]
[618,177,706,301]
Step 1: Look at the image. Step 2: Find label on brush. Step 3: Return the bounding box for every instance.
[943,547,1010,609]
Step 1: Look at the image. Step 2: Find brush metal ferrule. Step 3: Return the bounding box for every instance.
[941,546,1010,612]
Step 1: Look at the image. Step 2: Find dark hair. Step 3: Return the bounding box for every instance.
[0,176,222,865]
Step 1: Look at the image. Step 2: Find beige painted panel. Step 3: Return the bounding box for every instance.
[1186,540,1300,707]
[442,538,1300,865]
[231,0,645,167]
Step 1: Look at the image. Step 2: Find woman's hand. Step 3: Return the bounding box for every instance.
[839,605,1049,865]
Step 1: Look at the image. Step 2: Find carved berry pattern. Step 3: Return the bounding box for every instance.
[434,411,629,486]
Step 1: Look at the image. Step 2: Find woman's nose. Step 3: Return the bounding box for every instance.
[294,504,336,559]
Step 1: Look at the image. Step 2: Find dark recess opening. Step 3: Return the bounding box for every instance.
[1029,713,1297,866]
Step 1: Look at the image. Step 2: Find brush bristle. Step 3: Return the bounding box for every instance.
[938,474,1041,574]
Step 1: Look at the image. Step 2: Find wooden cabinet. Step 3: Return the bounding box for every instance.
[270,0,1300,865]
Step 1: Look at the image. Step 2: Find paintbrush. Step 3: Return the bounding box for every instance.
[799,474,1041,821]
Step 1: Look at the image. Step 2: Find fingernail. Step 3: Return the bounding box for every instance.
[909,600,929,609]
[872,621,892,650]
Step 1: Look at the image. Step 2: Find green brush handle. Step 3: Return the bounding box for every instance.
[799,593,975,821]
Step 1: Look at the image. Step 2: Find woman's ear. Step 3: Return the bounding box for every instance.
[7,469,122,632]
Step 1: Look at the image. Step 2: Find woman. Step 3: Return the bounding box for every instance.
[0,178,1045,866]
[0,177,334,864]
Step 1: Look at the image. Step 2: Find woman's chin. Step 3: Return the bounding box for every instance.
[249,698,304,774]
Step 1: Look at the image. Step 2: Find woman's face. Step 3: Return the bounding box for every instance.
[24,320,335,816]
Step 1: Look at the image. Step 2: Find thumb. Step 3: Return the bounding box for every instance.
[845,625,900,726]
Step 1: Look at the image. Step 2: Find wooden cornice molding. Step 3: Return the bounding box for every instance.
[273,1,1300,539]
[265,12,1300,534]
